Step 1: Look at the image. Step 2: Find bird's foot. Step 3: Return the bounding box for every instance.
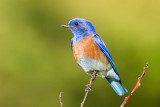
[91,71,98,81]
[92,76,96,81]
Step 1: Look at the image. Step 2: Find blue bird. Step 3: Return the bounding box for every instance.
[61,18,127,96]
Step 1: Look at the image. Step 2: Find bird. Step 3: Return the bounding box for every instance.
[61,18,127,96]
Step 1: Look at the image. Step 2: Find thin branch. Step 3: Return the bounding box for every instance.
[59,92,63,107]
[81,71,97,107]
[121,63,148,107]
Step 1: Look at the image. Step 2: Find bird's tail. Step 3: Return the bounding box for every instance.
[106,78,128,96]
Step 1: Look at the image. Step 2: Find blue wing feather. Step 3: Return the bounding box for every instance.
[92,35,119,75]
[71,38,73,51]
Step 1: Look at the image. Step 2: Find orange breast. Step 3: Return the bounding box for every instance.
[72,34,109,65]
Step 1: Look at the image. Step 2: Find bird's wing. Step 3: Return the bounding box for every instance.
[71,38,73,51]
[92,34,119,75]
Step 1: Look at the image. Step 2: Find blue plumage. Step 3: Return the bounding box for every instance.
[92,35,119,75]
[68,18,97,41]
[106,78,128,96]
[71,38,73,51]
[62,18,127,96]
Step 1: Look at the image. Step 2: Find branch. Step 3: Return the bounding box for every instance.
[81,71,97,107]
[121,63,148,107]
[59,92,63,107]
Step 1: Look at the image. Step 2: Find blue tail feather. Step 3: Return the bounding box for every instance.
[106,78,127,96]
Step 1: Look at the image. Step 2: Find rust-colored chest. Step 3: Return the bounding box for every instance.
[72,34,109,64]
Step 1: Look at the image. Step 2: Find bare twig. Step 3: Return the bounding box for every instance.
[59,92,63,107]
[121,63,148,107]
[81,71,97,107]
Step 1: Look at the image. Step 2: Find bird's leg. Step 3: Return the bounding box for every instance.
[85,71,97,92]
[92,71,98,81]
[81,71,97,107]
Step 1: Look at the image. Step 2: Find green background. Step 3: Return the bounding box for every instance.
[0,0,159,107]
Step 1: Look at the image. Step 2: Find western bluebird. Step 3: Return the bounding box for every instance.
[61,18,127,96]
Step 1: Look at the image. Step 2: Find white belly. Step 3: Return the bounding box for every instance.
[77,57,112,78]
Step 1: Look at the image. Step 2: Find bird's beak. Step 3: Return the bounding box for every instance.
[61,24,73,28]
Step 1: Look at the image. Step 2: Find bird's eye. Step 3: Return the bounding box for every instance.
[74,22,79,26]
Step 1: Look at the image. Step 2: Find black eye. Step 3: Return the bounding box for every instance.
[74,22,79,26]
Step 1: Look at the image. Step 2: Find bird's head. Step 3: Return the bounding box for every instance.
[61,18,97,41]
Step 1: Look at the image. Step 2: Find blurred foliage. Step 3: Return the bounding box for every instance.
[0,0,160,107]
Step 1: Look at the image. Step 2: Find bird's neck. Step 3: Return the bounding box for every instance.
[73,31,96,41]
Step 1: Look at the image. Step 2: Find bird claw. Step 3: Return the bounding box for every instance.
[92,76,96,81]
[91,71,98,81]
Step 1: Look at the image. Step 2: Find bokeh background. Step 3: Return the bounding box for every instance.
[0,0,160,107]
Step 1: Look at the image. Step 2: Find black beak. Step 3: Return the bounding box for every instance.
[61,24,73,28]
